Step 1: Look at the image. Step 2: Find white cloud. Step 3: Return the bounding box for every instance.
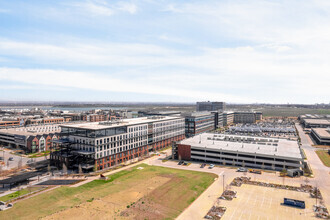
[0,37,329,104]
[65,0,138,16]
[0,67,255,103]
[1,1,330,103]
[117,2,137,14]
[68,0,113,16]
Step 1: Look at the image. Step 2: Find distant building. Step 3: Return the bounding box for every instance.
[223,111,234,126]
[138,111,181,117]
[0,125,60,153]
[82,114,109,122]
[172,133,303,171]
[196,101,225,112]
[299,114,330,128]
[233,112,263,124]
[311,128,330,145]
[182,112,215,137]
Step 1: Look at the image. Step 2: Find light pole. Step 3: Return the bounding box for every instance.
[223,174,225,194]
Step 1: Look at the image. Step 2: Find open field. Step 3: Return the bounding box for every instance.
[221,184,318,220]
[259,107,330,117]
[0,164,216,220]
[315,150,330,167]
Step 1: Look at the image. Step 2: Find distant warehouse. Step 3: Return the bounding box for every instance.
[173,133,303,171]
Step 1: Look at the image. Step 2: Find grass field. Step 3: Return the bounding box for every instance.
[0,164,216,220]
[315,150,330,167]
[260,107,330,117]
[0,187,45,202]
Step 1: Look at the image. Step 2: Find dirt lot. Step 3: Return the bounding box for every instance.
[44,176,170,220]
[221,184,318,220]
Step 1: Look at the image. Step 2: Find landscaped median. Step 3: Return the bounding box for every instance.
[315,150,330,167]
[0,164,217,219]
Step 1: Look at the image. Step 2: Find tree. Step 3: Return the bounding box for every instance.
[271,163,275,171]
[18,158,22,169]
[79,164,83,174]
[93,164,98,172]
[261,162,265,170]
[281,168,287,185]
[47,164,51,173]
[62,163,68,174]
[304,177,310,185]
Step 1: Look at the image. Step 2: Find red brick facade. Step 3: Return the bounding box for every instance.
[96,134,185,170]
[177,144,191,160]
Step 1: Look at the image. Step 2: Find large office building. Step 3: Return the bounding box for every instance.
[233,112,263,124]
[223,111,234,126]
[196,101,225,112]
[311,128,330,145]
[173,133,303,171]
[182,112,215,138]
[50,116,185,171]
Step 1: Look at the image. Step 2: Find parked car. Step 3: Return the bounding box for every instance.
[200,163,206,168]
[8,157,14,161]
[178,160,184,165]
[209,164,215,169]
[183,162,188,166]
[237,167,247,172]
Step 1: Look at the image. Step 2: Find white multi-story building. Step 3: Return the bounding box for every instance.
[51,116,185,171]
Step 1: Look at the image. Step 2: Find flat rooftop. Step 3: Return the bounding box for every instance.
[179,133,302,160]
[61,116,182,130]
[0,125,60,136]
[304,119,330,125]
[312,128,330,138]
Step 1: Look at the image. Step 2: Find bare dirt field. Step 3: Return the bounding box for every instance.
[221,184,318,220]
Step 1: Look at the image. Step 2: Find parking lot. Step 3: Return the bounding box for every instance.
[222,184,317,220]
[152,155,322,220]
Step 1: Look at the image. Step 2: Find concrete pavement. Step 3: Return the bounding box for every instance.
[295,123,330,209]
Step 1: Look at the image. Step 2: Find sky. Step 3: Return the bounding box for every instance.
[0,0,329,104]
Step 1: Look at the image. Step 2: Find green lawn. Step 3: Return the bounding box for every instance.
[0,187,45,202]
[316,150,330,167]
[0,164,216,220]
[27,151,50,158]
